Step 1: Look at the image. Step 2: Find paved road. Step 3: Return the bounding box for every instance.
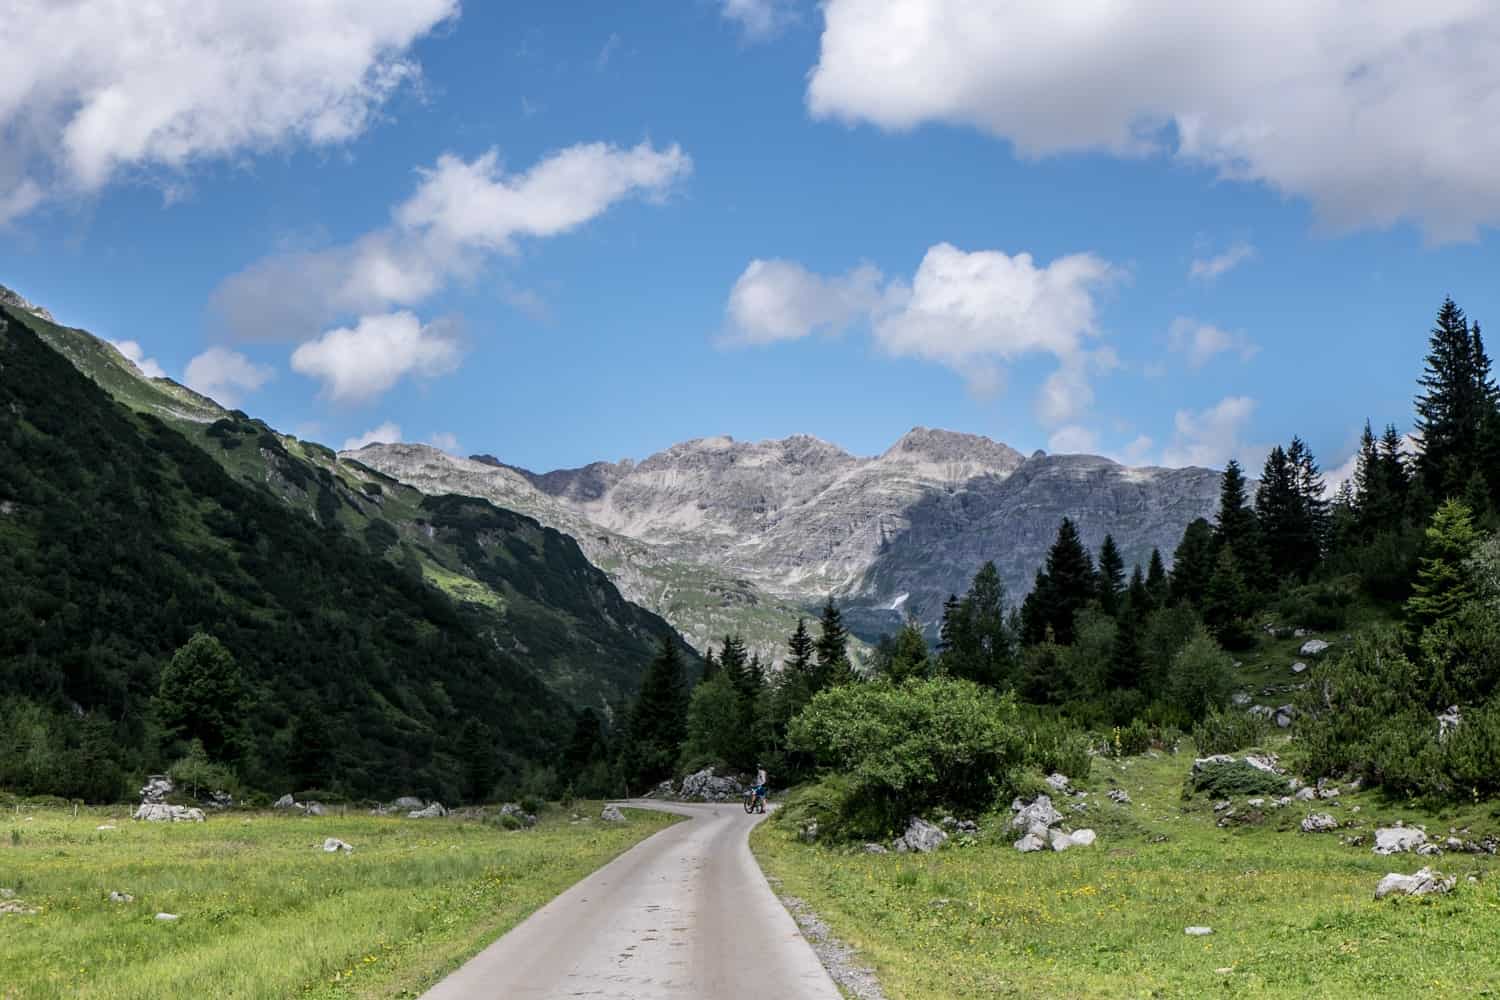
[421,799,841,999]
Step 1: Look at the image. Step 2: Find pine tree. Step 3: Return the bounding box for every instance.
[785,618,815,681]
[1287,436,1329,570]
[1255,446,1302,581]
[1405,499,1480,638]
[1415,297,1485,506]
[1096,535,1126,617]
[1168,518,1216,607]
[937,594,965,657]
[1212,460,1260,562]
[1145,548,1170,609]
[154,633,248,762]
[621,636,689,788]
[883,620,931,682]
[945,562,1014,685]
[700,646,719,682]
[1127,564,1149,613]
[1109,584,1145,690]
[813,598,854,690]
[457,718,495,804]
[718,635,750,692]
[1202,546,1253,648]
[1035,518,1097,645]
[563,709,607,770]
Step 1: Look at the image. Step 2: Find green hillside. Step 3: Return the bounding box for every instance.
[6,301,688,713]
[0,307,686,801]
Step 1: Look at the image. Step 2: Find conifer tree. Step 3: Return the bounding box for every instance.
[621,636,689,788]
[1033,518,1097,645]
[1109,586,1145,691]
[1415,297,1488,506]
[1202,546,1253,648]
[457,718,496,804]
[813,598,854,689]
[1288,436,1330,566]
[1168,519,1216,606]
[785,618,815,681]
[883,620,931,682]
[1256,446,1304,581]
[155,633,248,762]
[699,646,719,682]
[945,562,1015,685]
[1096,535,1126,617]
[1127,564,1149,612]
[1213,459,1267,585]
[937,594,966,657]
[1145,548,1170,609]
[1405,499,1480,637]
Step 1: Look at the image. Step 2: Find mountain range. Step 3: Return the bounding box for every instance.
[351,427,1222,660]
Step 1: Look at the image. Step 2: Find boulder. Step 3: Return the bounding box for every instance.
[1185,926,1213,936]
[679,767,744,802]
[1010,795,1063,831]
[1438,706,1462,742]
[0,900,38,916]
[139,775,173,805]
[1374,866,1455,900]
[1048,828,1078,852]
[1244,754,1282,774]
[1069,828,1097,847]
[1013,825,1049,853]
[863,843,888,855]
[406,802,446,820]
[1291,661,1309,674]
[1191,754,1237,774]
[649,780,676,799]
[1231,692,1252,708]
[898,817,948,854]
[600,805,626,823]
[499,803,538,829]
[1300,639,1330,656]
[1416,843,1443,857]
[1108,789,1132,805]
[1301,812,1339,833]
[1374,826,1428,855]
[955,819,980,836]
[109,891,134,903]
[1274,705,1296,728]
[273,794,297,810]
[304,802,328,817]
[322,838,353,853]
[134,803,205,823]
[1294,787,1318,802]
[391,796,425,810]
[155,912,179,921]
[1044,773,1072,794]
[206,790,233,810]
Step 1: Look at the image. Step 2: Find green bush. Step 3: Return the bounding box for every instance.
[1189,760,1289,799]
[1166,627,1235,722]
[1274,577,1358,631]
[1115,719,1152,757]
[1192,708,1271,756]
[1020,716,1093,780]
[788,678,1026,835]
[772,773,887,842]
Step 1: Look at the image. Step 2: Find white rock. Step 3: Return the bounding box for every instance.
[1374,867,1455,900]
[1048,828,1076,852]
[1300,639,1330,656]
[108,891,133,903]
[1069,829,1097,847]
[322,838,353,853]
[155,912,179,921]
[1374,826,1428,856]
[1301,813,1339,833]
[1185,926,1213,936]
[900,817,949,854]
[1291,661,1308,674]
[1010,795,1062,831]
[407,802,446,819]
[273,794,297,810]
[1044,773,1072,794]
[133,803,205,823]
[600,805,626,823]
[1294,787,1318,802]
[1437,706,1462,742]
[1013,827,1048,853]
[95,824,116,831]
[1108,789,1132,805]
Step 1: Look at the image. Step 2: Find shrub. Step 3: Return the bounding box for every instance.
[1166,627,1235,722]
[1275,577,1358,632]
[1115,719,1152,757]
[1189,760,1289,799]
[169,740,238,800]
[1021,715,1093,779]
[1192,708,1270,756]
[788,678,1026,834]
[772,773,886,842]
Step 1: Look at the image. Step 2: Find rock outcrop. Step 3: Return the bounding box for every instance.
[1374,867,1455,900]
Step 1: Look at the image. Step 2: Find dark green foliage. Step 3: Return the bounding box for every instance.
[1405,499,1480,638]
[1096,535,1125,617]
[154,634,248,761]
[620,637,689,789]
[1166,627,1235,721]
[1145,548,1170,609]
[1189,760,1289,799]
[1212,460,1265,585]
[813,599,854,690]
[1255,441,1327,583]
[875,621,932,682]
[680,670,742,771]
[458,719,497,804]
[787,678,1027,834]
[1415,298,1496,507]
[0,314,572,799]
[1192,708,1271,756]
[1168,519,1216,607]
[1202,547,1254,649]
[1273,578,1358,632]
[938,562,1016,686]
[1022,518,1097,645]
[1018,713,1093,780]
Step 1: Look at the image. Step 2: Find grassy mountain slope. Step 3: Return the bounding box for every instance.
[6,301,687,712]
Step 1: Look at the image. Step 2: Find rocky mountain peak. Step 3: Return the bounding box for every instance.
[0,283,54,322]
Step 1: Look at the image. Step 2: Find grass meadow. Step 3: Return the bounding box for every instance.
[0,803,675,999]
[753,747,1500,999]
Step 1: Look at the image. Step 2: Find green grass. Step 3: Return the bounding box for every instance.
[0,804,676,999]
[753,748,1500,998]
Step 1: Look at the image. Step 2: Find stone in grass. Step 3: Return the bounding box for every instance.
[1374,867,1455,900]
[600,805,626,823]
[1301,813,1339,833]
[1374,826,1428,856]
[0,900,39,916]
[899,817,948,854]
[1010,795,1063,831]
[1044,773,1072,794]
[1185,926,1214,936]
[406,802,446,820]
[863,843,888,855]
[1300,639,1331,656]
[1108,789,1132,805]
[1291,661,1309,674]
[1014,824,1050,853]
[322,838,353,853]
[109,891,134,903]
[133,803,205,823]
[155,912,179,921]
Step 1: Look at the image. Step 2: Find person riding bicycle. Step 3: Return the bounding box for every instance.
[751,765,768,808]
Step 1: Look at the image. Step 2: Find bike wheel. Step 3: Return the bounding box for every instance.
[743,796,754,814]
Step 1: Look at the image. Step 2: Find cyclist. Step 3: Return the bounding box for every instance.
[751,764,768,810]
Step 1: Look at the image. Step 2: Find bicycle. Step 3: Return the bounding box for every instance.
[743,787,766,814]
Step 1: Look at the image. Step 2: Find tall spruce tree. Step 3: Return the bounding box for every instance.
[813,598,854,690]
[1287,436,1330,569]
[1256,446,1303,581]
[1169,518,1216,606]
[1405,499,1480,638]
[882,620,931,682]
[1202,546,1254,648]
[1145,548,1170,609]
[1096,535,1126,617]
[944,562,1015,685]
[1109,583,1146,690]
[1033,518,1097,645]
[620,636,689,788]
[1212,459,1266,585]
[1415,298,1489,506]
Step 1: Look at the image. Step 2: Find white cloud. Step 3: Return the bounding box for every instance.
[808,1,1500,241]
[1324,450,1360,499]
[428,431,460,452]
[1190,241,1255,281]
[721,0,795,41]
[1167,317,1260,369]
[1160,395,1262,469]
[597,33,622,70]
[723,242,1119,417]
[213,140,691,341]
[291,312,460,403]
[110,339,166,379]
[724,260,886,344]
[183,347,274,407]
[1121,434,1156,466]
[0,1,456,219]
[1047,425,1099,454]
[342,422,403,452]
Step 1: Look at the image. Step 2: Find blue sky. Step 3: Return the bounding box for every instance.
[4,1,1499,481]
